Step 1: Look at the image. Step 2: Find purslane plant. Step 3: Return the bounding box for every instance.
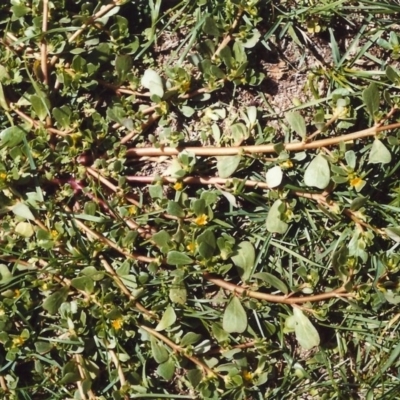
[1,0,400,399]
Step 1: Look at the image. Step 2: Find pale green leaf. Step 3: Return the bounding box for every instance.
[0,264,12,284]
[150,336,169,364]
[292,307,320,350]
[31,94,48,121]
[12,202,35,220]
[197,229,216,259]
[216,155,241,178]
[166,251,193,265]
[383,291,400,305]
[218,189,237,208]
[115,54,132,83]
[157,358,175,380]
[169,276,187,305]
[0,82,9,111]
[223,296,247,333]
[152,230,171,248]
[384,226,400,243]
[15,221,34,237]
[363,82,380,118]
[241,29,261,48]
[52,106,71,129]
[181,332,202,346]
[203,16,220,37]
[368,139,392,164]
[285,111,306,139]
[304,154,330,189]
[246,106,257,125]
[266,200,288,234]
[155,306,176,331]
[0,126,25,147]
[231,241,255,281]
[71,276,94,294]
[141,69,164,98]
[266,165,283,188]
[253,272,288,294]
[231,122,247,145]
[43,287,69,315]
[167,201,185,218]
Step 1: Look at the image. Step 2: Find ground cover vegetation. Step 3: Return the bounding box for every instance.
[1,0,400,398]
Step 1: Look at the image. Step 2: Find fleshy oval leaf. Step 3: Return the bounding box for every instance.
[368,139,392,164]
[266,165,283,188]
[222,296,247,333]
[304,154,330,189]
[292,307,320,350]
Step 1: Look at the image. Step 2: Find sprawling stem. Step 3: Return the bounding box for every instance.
[126,122,400,157]
[203,273,353,304]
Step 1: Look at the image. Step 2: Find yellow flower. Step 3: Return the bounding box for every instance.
[280,160,293,169]
[12,336,25,347]
[284,209,294,222]
[111,318,123,330]
[307,18,321,34]
[14,289,20,298]
[186,242,197,253]
[242,370,253,383]
[128,205,137,216]
[194,214,208,226]
[349,176,366,191]
[50,230,59,239]
[0,172,7,180]
[173,182,183,191]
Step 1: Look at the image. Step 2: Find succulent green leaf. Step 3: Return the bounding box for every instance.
[141,69,164,98]
[203,16,220,37]
[0,264,12,284]
[43,287,69,315]
[71,276,94,294]
[169,276,187,305]
[181,332,202,346]
[155,306,176,331]
[223,296,247,333]
[386,66,400,83]
[231,241,255,281]
[285,111,306,139]
[167,201,185,218]
[241,29,261,48]
[292,307,320,350]
[266,165,283,188]
[384,226,400,243]
[15,221,34,237]
[304,154,330,189]
[266,199,288,234]
[152,230,171,249]
[368,139,391,164]
[216,155,241,178]
[52,106,71,129]
[31,94,48,121]
[253,272,288,294]
[12,202,35,220]
[0,82,10,111]
[345,150,356,169]
[363,82,380,118]
[230,122,247,144]
[115,54,132,83]
[150,336,169,364]
[197,229,216,259]
[157,358,175,380]
[0,126,25,147]
[35,341,53,355]
[166,251,193,266]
